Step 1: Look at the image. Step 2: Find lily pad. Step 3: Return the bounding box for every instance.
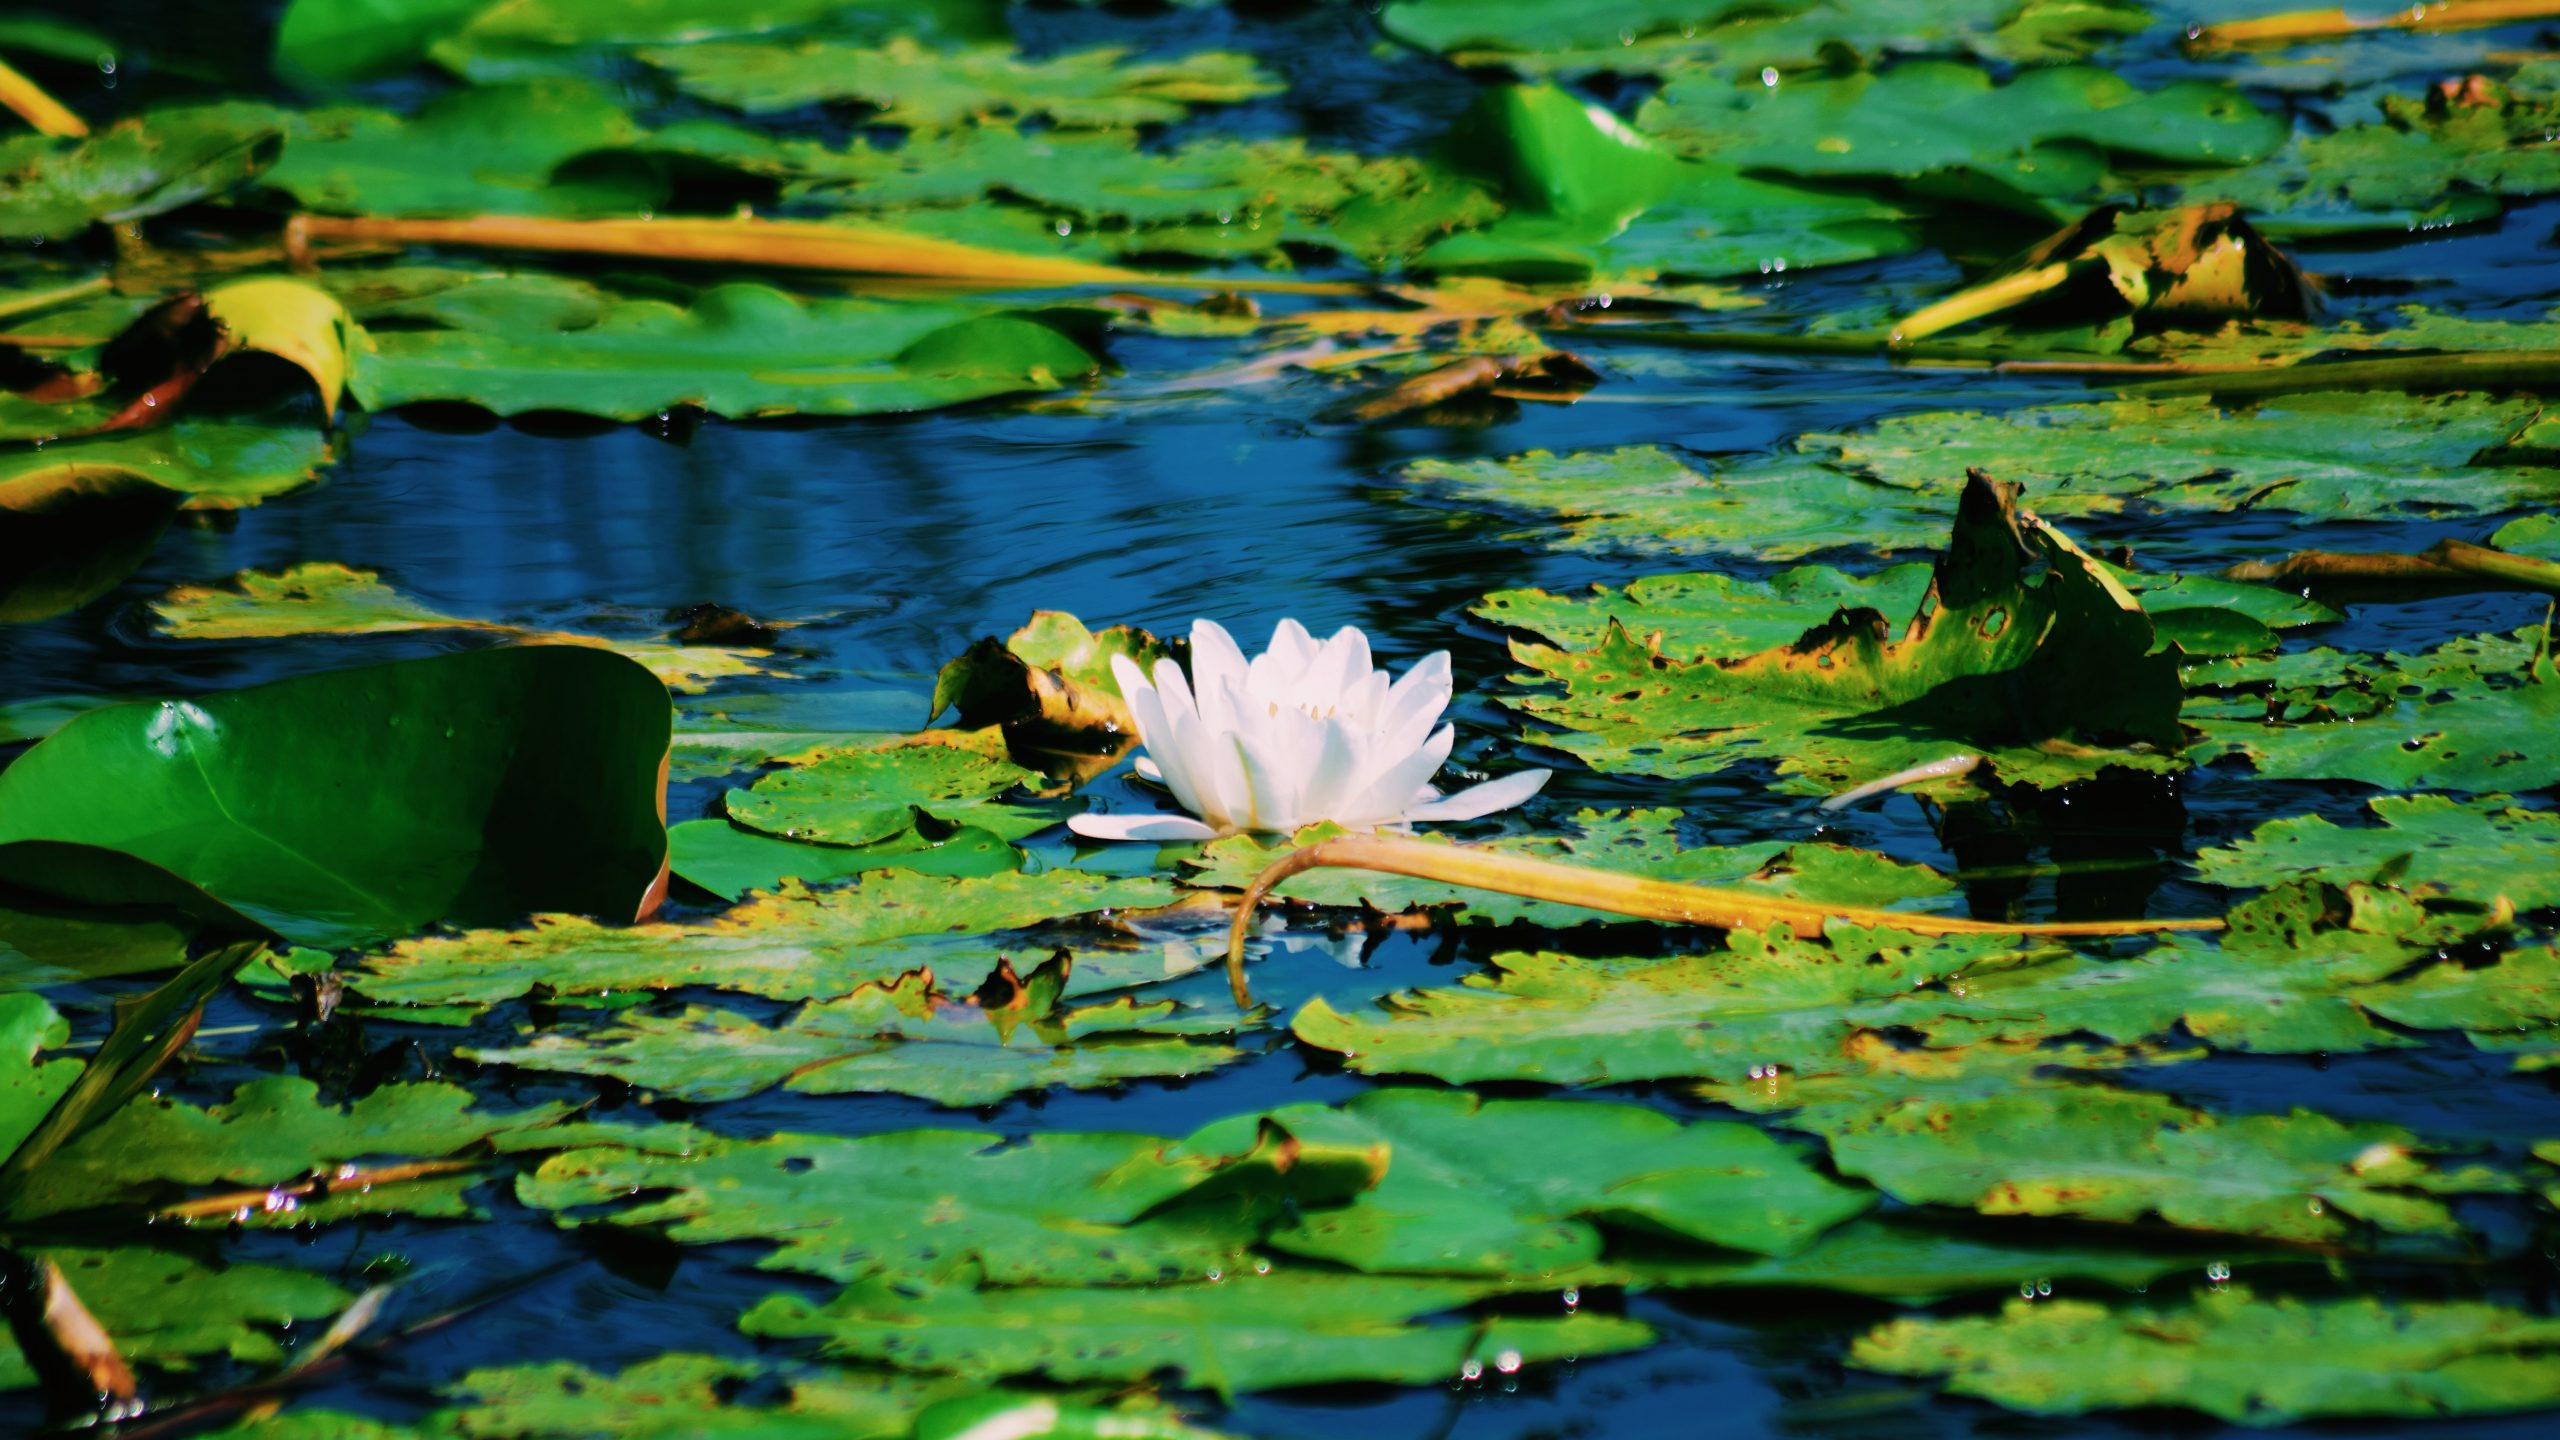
[0,419,337,508]
[0,992,76,1161]
[1176,1088,1875,1272]
[1504,471,2183,794]
[1383,0,2152,78]
[1637,61,2281,216]
[739,1268,1652,1398]
[645,39,1277,130]
[346,870,1176,1009]
[7,1076,576,1221]
[0,1247,349,1391]
[0,905,192,991]
[461,957,1239,1107]
[2196,794,2560,908]
[151,563,775,694]
[0,102,283,242]
[1609,1215,2222,1306]
[352,280,1098,421]
[1293,923,2032,1087]
[1852,1287,2560,1424]
[0,647,671,948]
[932,610,1176,753]
[668,819,1020,901]
[725,740,1058,848]
[1793,1081,2511,1243]
[517,1120,1381,1285]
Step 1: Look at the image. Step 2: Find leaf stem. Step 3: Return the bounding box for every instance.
[0,56,86,137]
[1223,834,2221,1009]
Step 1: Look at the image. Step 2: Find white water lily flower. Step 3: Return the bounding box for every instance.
[1067,618,1550,843]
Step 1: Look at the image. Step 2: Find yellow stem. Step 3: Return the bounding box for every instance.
[1889,260,2088,347]
[0,55,86,137]
[285,214,1362,295]
[1223,833,2222,1009]
[2185,1,2560,52]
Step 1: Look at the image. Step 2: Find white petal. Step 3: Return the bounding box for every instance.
[1402,768,1552,822]
[1189,620,1249,722]
[1380,651,1453,739]
[1294,716,1367,820]
[1108,654,1158,744]
[1069,812,1221,842]
[1340,722,1455,827]
[1232,730,1300,832]
[1133,755,1164,783]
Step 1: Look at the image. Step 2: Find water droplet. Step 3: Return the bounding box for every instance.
[2307,1198,2324,1215]
[1761,67,1780,87]
[1561,1285,1580,1311]
[98,54,118,75]
[1459,1357,1484,1382]
[142,394,158,407]
[1495,1349,1523,1374]
[1055,219,1073,237]
[2036,1279,2051,1297]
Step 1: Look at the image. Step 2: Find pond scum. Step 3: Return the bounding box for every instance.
[6,1,2560,1436]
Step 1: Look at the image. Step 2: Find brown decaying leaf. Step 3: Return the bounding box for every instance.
[2219,538,2560,601]
[1336,350,1599,425]
[1893,204,2317,346]
[0,1253,141,1421]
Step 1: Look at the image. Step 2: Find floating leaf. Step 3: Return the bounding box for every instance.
[1637,61,2282,215]
[1891,203,2316,345]
[724,740,1058,848]
[1609,1215,2223,1306]
[0,419,334,511]
[0,993,77,1162]
[1505,471,2182,794]
[151,563,775,693]
[646,39,1277,130]
[2190,625,2560,790]
[0,462,178,624]
[1177,1088,1873,1271]
[0,102,282,242]
[932,610,1176,755]
[1383,0,2152,78]
[0,648,671,948]
[1294,924,2031,1087]
[461,957,1239,1107]
[0,906,191,991]
[0,1247,347,1392]
[739,1268,1652,1398]
[1852,1287,2560,1424]
[517,1120,1380,1285]
[6,1076,575,1222]
[351,280,1097,421]
[1793,1081,2511,1243]
[2197,794,2560,908]
[346,870,1176,1009]
[1188,807,1954,925]
[668,819,1020,902]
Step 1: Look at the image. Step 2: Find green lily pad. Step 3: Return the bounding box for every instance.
[2185,65,2560,237]
[2196,794,2560,908]
[1636,61,2281,216]
[0,992,77,1161]
[1852,1287,2560,1424]
[7,1075,577,1221]
[1479,566,1935,658]
[0,420,335,506]
[461,957,1239,1107]
[2352,943,2560,1038]
[1419,84,1919,283]
[1793,1081,2512,1244]
[0,647,671,948]
[739,1268,1653,1398]
[1608,1215,2222,1306]
[2190,625,2560,791]
[1396,444,1947,561]
[517,1120,1381,1285]
[1384,0,2151,78]
[150,563,776,694]
[1175,1088,1875,1272]
[352,280,1097,421]
[0,101,283,242]
[346,870,1176,1009]
[725,741,1058,847]
[0,1247,350,1391]
[668,819,1020,901]
[424,0,1007,83]
[2491,512,2560,560]
[1293,924,2033,1087]
[0,904,192,990]
[1188,807,1955,925]
[645,39,1277,130]
[1504,472,2183,795]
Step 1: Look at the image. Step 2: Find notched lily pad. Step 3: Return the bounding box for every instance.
[2197,794,2560,909]
[645,39,1278,131]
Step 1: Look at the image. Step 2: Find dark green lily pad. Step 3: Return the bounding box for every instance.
[1504,472,2183,794]
[517,1120,1381,1285]
[7,1076,577,1221]
[1852,1287,2560,1424]
[0,647,671,948]
[0,1247,349,1391]
[739,1268,1652,1398]
[1176,1088,1875,1271]
[346,870,1177,1009]
[1637,61,2281,216]
[668,819,1020,901]
[1608,1215,2222,1306]
[460,958,1239,1107]
[2196,794,2560,908]
[0,992,77,1161]
[0,905,192,991]
[725,741,1058,847]
[0,102,283,242]
[353,280,1098,421]
[645,39,1277,130]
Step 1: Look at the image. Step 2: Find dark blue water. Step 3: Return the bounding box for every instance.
[9,3,2560,1436]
